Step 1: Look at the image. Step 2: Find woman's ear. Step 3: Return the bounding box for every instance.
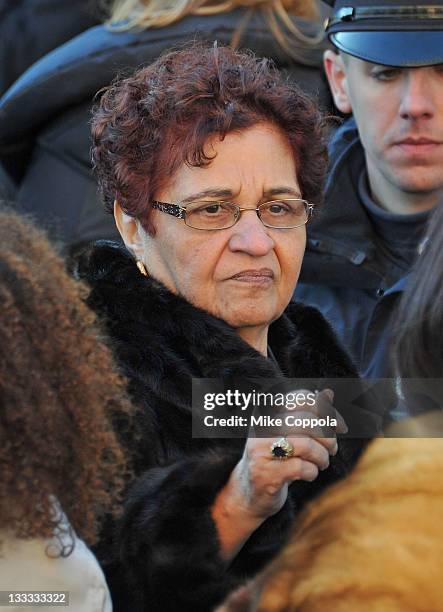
[114,200,145,260]
[323,50,353,114]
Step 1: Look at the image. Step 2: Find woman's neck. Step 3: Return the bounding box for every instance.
[236,326,268,356]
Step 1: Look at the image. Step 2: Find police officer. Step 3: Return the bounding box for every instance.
[295,0,443,381]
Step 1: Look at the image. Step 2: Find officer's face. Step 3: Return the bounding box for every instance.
[324,51,443,210]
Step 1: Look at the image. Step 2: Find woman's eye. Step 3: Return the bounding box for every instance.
[204,204,222,214]
[191,202,229,216]
[268,202,289,215]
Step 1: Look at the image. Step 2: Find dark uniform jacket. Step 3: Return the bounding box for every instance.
[295,118,423,379]
[0,10,331,248]
[75,241,367,612]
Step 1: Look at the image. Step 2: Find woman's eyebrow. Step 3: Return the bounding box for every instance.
[181,188,234,203]
[180,186,301,203]
[263,186,302,198]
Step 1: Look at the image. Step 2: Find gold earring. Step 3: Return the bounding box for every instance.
[136,260,148,277]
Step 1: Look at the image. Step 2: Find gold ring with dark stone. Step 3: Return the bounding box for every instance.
[270,437,294,459]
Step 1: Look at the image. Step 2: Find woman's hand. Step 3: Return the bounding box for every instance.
[230,431,337,520]
[211,389,345,561]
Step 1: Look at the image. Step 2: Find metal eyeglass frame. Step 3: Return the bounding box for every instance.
[151,198,314,230]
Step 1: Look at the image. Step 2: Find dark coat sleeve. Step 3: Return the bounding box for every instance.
[103,371,367,609]
[115,452,241,611]
[108,427,364,611]
[108,447,310,612]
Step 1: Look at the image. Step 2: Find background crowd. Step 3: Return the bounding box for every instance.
[0,1,442,611]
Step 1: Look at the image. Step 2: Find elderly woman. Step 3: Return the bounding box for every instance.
[76,44,364,611]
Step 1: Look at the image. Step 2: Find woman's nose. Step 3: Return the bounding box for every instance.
[228,210,275,256]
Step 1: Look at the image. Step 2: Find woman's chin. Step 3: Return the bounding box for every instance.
[217,304,282,331]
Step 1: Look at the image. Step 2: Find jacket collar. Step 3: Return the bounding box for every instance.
[310,118,376,253]
[299,118,388,288]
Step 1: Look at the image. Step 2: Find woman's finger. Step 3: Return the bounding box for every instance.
[249,436,330,470]
[279,410,339,443]
[312,435,338,456]
[315,389,348,434]
[283,388,348,435]
[280,457,320,483]
[285,436,330,470]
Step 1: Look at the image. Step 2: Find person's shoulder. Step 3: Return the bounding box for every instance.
[0,10,247,110]
[0,24,117,107]
[0,24,108,149]
[0,531,111,611]
[0,0,100,96]
[0,12,242,147]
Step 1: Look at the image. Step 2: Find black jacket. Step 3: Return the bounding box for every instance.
[295,118,421,378]
[0,10,331,249]
[75,241,367,612]
[0,0,100,96]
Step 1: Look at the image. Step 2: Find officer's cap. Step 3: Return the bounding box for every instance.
[324,0,443,67]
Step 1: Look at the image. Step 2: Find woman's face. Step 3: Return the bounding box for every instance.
[122,123,306,346]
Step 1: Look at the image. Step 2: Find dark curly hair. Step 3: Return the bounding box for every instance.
[0,204,133,554]
[92,42,327,233]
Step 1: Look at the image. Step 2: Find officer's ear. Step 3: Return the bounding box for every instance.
[324,50,352,114]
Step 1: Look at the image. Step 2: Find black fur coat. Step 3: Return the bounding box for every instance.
[76,241,365,612]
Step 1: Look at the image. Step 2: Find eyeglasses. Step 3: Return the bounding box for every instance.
[151,198,313,231]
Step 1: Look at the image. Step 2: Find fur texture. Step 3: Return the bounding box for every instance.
[220,436,443,612]
[75,241,368,612]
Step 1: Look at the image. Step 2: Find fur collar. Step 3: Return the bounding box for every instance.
[75,241,356,407]
[74,241,357,415]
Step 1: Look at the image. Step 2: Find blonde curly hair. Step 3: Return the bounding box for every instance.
[107,0,324,62]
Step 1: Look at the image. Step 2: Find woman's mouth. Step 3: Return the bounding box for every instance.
[229,269,275,284]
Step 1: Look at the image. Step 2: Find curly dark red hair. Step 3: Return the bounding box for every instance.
[0,204,133,553]
[92,43,327,233]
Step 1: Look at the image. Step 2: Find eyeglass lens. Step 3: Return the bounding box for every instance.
[184,199,309,230]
